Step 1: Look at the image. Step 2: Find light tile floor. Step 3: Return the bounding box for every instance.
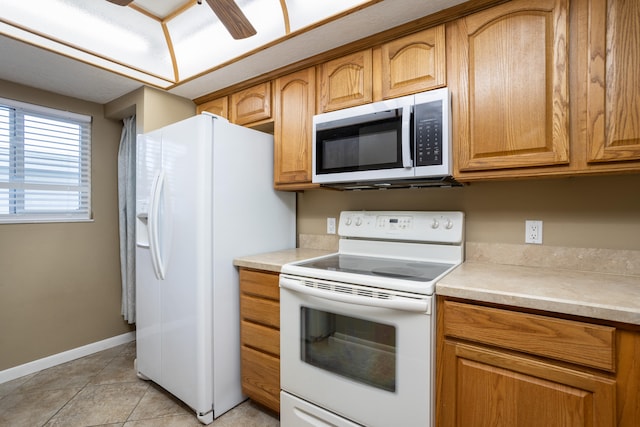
[0,342,280,427]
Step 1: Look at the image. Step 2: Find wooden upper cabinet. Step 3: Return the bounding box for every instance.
[586,0,640,163]
[449,0,570,176]
[230,82,272,126]
[196,96,228,118]
[318,28,447,110]
[380,26,446,99]
[274,67,318,190]
[318,49,373,112]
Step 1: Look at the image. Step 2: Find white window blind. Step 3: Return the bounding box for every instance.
[0,98,91,223]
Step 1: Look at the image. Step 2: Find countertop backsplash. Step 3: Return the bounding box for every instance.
[298,234,340,252]
[297,236,640,277]
[466,242,640,277]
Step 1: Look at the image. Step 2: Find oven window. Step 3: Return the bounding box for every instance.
[300,307,396,392]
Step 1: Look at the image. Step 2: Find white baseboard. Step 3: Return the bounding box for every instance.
[0,331,136,384]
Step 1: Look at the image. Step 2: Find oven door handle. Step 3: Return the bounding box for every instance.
[280,277,430,313]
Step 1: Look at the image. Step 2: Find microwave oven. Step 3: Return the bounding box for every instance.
[312,87,458,189]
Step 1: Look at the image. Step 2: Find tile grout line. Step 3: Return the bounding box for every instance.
[123,382,151,425]
[40,377,88,426]
[40,342,133,426]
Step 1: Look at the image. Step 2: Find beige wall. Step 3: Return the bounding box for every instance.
[105,86,195,132]
[0,80,133,370]
[297,174,640,251]
[0,82,196,371]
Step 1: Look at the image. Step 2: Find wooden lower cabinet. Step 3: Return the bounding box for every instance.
[440,341,616,426]
[241,346,280,412]
[437,297,640,426]
[239,268,281,413]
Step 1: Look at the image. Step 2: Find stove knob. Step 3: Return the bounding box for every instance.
[345,217,352,226]
[431,218,440,229]
[445,219,454,229]
[355,217,363,226]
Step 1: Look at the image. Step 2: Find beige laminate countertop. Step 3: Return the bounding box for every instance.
[234,248,640,326]
[437,261,640,326]
[233,248,333,273]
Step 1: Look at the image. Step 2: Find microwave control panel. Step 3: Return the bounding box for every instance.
[414,100,443,166]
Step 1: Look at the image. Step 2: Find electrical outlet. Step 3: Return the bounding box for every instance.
[525,220,543,244]
[327,217,336,234]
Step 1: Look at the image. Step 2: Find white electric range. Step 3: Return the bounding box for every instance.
[279,210,464,427]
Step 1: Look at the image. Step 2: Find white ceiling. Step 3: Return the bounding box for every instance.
[0,0,465,104]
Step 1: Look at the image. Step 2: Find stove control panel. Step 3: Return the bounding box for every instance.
[339,211,464,243]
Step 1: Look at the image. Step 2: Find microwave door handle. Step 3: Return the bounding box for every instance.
[401,105,412,168]
[280,277,430,313]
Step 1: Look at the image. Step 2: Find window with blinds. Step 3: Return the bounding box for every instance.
[0,98,91,223]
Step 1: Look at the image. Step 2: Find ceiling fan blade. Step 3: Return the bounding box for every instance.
[106,0,134,5]
[205,0,257,39]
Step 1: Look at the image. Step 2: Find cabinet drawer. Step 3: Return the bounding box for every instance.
[443,301,616,371]
[239,269,279,300]
[241,347,280,413]
[242,320,279,356]
[240,294,280,328]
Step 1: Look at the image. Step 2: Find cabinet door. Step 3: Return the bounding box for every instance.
[230,82,272,126]
[587,0,640,163]
[380,26,446,99]
[196,96,228,118]
[449,0,570,174]
[318,49,373,112]
[274,67,318,190]
[439,341,616,427]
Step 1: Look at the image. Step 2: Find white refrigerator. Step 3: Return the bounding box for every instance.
[135,113,296,424]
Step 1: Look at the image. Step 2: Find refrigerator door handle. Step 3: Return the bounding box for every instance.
[148,170,166,280]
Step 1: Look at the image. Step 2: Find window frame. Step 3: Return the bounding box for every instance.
[0,97,92,224]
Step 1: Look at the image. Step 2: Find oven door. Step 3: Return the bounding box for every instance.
[280,275,434,427]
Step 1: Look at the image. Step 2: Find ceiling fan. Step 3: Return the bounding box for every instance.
[106,0,257,39]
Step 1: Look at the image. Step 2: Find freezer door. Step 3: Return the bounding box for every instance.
[135,131,163,383]
[155,115,214,415]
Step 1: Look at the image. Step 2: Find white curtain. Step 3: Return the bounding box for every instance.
[118,116,136,323]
